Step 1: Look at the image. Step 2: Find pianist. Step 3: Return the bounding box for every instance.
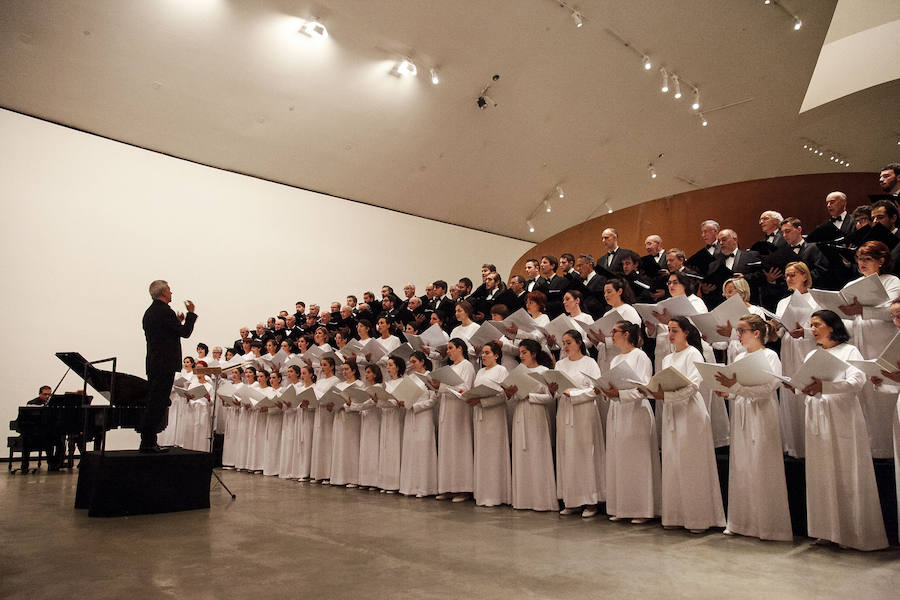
[140,280,197,453]
[27,385,52,406]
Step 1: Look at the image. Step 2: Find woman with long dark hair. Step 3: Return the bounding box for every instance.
[553,329,604,518]
[792,309,887,550]
[435,338,476,502]
[838,241,900,459]
[601,321,659,523]
[378,357,406,494]
[399,351,439,497]
[468,341,510,507]
[715,314,791,541]
[504,339,558,512]
[649,316,725,533]
[309,357,341,483]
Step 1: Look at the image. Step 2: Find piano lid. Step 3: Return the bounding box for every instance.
[55,352,148,406]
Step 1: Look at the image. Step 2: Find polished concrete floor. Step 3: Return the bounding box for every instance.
[2,467,899,600]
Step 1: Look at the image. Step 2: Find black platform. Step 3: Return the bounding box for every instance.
[75,448,212,517]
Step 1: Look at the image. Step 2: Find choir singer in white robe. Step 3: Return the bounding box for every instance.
[791,310,887,551]
[650,316,725,533]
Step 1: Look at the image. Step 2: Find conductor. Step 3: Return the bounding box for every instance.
[140,280,197,453]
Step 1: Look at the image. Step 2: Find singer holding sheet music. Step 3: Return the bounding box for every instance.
[140,280,197,453]
[652,317,725,533]
[715,315,792,541]
[838,241,900,458]
[794,310,887,550]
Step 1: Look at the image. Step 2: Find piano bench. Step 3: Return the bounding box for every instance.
[7,436,43,474]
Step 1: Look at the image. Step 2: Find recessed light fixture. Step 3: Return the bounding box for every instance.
[300,19,328,39]
[398,58,417,76]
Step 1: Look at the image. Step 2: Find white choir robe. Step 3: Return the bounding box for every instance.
[161,369,196,447]
[375,336,401,368]
[292,383,317,480]
[330,381,363,486]
[594,303,642,373]
[895,392,900,541]
[377,379,405,492]
[355,396,381,488]
[659,346,726,530]
[845,273,900,458]
[514,313,552,357]
[278,401,299,479]
[262,404,283,476]
[511,366,559,511]
[605,349,660,519]
[437,360,477,494]
[554,356,605,508]
[185,382,212,452]
[450,322,481,356]
[803,343,888,550]
[309,376,340,481]
[234,405,252,470]
[776,292,818,457]
[725,348,792,541]
[594,303,642,432]
[652,295,707,372]
[472,364,511,507]
[399,375,438,496]
[221,401,241,468]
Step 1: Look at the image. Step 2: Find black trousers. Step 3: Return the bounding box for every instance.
[139,371,175,446]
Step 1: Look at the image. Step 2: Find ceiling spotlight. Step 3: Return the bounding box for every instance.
[642,55,652,71]
[672,74,682,99]
[604,202,614,214]
[572,11,583,28]
[691,88,700,111]
[300,19,328,39]
[527,220,535,233]
[398,58,417,76]
[660,68,669,93]
[845,162,850,167]
[793,17,802,30]
[764,0,771,4]
[430,68,439,85]
[699,113,708,127]
[556,185,565,199]
[803,143,808,149]
[648,164,657,179]
[545,200,552,213]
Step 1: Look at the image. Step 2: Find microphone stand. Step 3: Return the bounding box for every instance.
[195,366,236,500]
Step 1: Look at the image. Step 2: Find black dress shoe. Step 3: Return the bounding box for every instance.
[138,445,169,454]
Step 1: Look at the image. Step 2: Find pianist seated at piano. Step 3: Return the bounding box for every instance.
[27,385,53,406]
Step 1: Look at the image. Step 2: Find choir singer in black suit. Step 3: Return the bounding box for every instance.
[140,280,197,453]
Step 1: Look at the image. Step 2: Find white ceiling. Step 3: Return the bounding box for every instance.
[1,0,898,242]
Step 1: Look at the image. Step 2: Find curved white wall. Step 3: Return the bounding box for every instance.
[0,109,532,449]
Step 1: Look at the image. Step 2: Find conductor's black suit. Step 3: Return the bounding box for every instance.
[141,299,197,448]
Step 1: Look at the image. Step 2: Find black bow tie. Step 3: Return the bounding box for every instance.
[792,244,803,250]
[706,244,715,249]
[725,253,735,259]
[607,250,616,255]
[831,216,842,223]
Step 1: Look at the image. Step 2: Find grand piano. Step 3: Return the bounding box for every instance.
[9,352,148,472]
